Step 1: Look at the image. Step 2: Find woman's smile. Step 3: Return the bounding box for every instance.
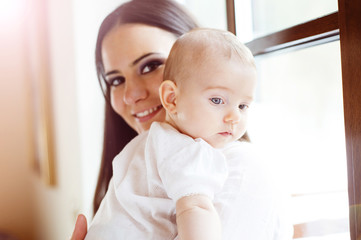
[133,105,163,122]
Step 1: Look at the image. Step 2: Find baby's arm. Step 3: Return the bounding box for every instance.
[176,194,221,240]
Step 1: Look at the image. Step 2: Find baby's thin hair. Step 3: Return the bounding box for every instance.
[163,28,255,83]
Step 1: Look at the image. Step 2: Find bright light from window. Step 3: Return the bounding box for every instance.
[248,41,349,239]
[234,0,254,43]
[0,0,26,22]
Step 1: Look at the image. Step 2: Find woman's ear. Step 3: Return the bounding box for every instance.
[159,80,177,114]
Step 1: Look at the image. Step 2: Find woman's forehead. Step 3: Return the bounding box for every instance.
[103,24,176,53]
[101,23,176,71]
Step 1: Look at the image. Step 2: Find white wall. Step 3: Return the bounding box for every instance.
[0,3,36,239]
[31,0,127,238]
[181,0,228,30]
[31,0,124,238]
[30,0,82,239]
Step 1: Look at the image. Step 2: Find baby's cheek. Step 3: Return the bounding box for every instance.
[177,115,198,137]
[237,119,248,138]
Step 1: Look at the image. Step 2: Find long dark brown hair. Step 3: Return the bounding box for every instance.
[93,0,199,214]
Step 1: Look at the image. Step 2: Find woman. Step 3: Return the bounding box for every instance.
[71,0,198,239]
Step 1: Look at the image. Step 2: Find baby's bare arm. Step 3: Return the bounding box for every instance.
[176,195,221,240]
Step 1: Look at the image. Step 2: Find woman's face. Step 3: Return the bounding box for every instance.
[102,24,177,133]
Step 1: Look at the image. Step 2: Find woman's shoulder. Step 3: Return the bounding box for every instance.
[222,141,257,160]
[114,129,150,161]
[221,141,274,175]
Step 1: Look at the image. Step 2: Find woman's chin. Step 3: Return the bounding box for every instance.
[134,108,166,133]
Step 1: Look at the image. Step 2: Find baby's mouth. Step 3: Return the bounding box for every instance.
[134,105,163,119]
[219,131,232,137]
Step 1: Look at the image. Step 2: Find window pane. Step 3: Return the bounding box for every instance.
[178,0,227,30]
[235,0,338,40]
[248,41,350,239]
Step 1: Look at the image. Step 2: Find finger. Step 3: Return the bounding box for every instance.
[70,214,88,240]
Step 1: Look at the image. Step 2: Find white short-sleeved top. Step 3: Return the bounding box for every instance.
[85,122,293,240]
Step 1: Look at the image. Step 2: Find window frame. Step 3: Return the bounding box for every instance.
[226,0,361,239]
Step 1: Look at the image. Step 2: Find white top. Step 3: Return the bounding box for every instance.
[86,122,293,240]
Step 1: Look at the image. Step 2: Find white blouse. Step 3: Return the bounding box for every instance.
[86,122,293,240]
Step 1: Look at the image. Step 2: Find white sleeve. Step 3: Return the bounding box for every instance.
[158,138,228,202]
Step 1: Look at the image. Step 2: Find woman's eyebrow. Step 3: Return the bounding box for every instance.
[131,52,157,66]
[105,70,119,77]
[104,52,159,77]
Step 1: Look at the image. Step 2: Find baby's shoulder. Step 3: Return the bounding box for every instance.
[147,122,198,151]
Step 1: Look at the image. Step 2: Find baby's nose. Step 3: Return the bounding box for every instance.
[224,109,241,124]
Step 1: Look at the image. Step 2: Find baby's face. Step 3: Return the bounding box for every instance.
[171,57,257,148]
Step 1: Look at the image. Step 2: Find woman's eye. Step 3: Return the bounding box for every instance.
[239,104,249,110]
[140,61,163,74]
[210,98,224,105]
[109,76,125,87]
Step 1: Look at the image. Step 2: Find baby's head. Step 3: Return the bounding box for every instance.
[159,28,257,148]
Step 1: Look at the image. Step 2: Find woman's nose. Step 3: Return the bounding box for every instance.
[123,79,148,105]
[224,109,241,124]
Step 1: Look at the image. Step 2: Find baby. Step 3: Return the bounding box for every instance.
[86,28,257,239]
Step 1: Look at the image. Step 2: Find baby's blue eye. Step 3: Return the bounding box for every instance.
[210,98,223,104]
[239,104,249,110]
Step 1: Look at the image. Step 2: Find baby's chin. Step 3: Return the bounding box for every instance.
[213,143,228,149]
[205,139,229,149]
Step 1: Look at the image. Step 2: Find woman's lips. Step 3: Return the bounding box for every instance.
[133,105,163,123]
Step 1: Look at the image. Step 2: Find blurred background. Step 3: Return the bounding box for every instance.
[0,0,349,239]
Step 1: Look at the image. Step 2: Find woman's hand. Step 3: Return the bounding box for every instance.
[70,214,87,240]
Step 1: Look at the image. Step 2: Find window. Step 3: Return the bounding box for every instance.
[251,40,348,239]
[227,0,361,239]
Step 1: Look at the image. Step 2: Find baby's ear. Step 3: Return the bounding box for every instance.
[159,80,177,114]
